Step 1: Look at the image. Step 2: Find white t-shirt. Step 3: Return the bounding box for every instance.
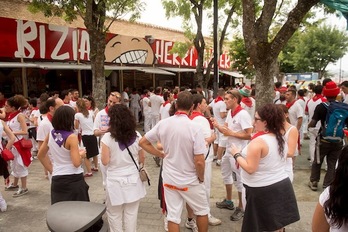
[122,91,129,108]
[288,101,304,127]
[37,117,53,141]
[145,114,207,185]
[240,97,256,118]
[306,96,325,129]
[191,115,214,162]
[319,187,348,232]
[224,109,253,153]
[130,93,141,109]
[141,97,151,115]
[209,99,227,125]
[159,103,171,120]
[93,109,109,132]
[149,94,164,116]
[75,111,94,135]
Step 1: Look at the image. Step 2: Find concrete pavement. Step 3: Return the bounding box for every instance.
[0,137,324,232]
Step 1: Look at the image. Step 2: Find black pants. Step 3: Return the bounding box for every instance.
[310,140,343,187]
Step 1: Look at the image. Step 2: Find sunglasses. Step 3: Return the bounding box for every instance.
[110,92,121,98]
[254,117,262,121]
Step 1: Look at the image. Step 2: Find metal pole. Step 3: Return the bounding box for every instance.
[213,0,219,97]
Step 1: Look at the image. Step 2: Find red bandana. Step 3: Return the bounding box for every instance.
[286,100,296,109]
[175,111,188,117]
[47,113,53,122]
[251,131,269,140]
[105,106,109,114]
[312,94,327,102]
[63,101,70,105]
[189,111,203,120]
[231,105,243,117]
[7,110,20,121]
[241,97,253,107]
[163,101,170,107]
[214,96,223,103]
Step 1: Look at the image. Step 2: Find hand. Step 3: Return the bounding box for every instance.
[230,144,241,157]
[221,125,232,136]
[210,117,218,127]
[79,148,86,159]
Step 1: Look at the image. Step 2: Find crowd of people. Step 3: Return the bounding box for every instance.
[0,79,347,231]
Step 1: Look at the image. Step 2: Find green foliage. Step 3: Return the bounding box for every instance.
[229,36,255,78]
[169,41,193,58]
[288,26,348,75]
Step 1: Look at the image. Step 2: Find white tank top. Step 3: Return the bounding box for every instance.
[48,131,83,176]
[241,134,288,187]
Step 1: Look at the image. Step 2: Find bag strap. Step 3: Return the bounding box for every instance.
[126,146,139,171]
[7,126,21,142]
[205,144,211,160]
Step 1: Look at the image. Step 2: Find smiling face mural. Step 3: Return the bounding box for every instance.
[105,34,155,64]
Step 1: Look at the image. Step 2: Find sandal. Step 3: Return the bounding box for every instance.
[91,167,99,172]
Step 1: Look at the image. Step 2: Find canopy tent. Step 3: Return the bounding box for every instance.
[321,0,348,28]
[219,70,244,78]
[159,67,196,73]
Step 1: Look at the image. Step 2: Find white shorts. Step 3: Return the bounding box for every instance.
[164,182,210,224]
[214,130,227,147]
[221,152,243,192]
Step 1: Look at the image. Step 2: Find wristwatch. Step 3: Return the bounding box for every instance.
[233,152,242,160]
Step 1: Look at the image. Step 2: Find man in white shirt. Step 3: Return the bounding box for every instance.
[141,89,152,133]
[140,91,209,232]
[305,85,326,163]
[207,88,227,166]
[129,88,141,123]
[340,81,348,104]
[121,87,130,108]
[149,87,164,128]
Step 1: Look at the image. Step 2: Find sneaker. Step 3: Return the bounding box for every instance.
[230,207,244,221]
[12,188,28,198]
[0,200,7,212]
[164,216,168,232]
[185,219,198,232]
[5,184,19,191]
[216,159,221,166]
[213,155,218,161]
[208,215,222,226]
[84,173,93,178]
[308,181,318,191]
[216,199,235,210]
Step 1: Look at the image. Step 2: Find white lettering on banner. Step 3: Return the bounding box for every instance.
[79,30,90,60]
[39,25,46,59]
[49,25,69,60]
[72,30,78,60]
[164,41,173,64]
[15,20,37,58]
[155,40,164,63]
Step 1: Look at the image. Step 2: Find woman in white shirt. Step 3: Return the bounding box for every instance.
[101,104,146,232]
[312,145,348,232]
[75,99,99,177]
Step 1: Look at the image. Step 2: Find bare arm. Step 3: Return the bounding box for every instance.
[205,131,216,145]
[15,114,28,136]
[287,126,299,158]
[219,111,227,119]
[296,117,303,131]
[194,154,205,182]
[138,149,145,167]
[66,134,85,168]
[312,202,330,232]
[139,136,165,158]
[232,138,264,174]
[308,119,318,128]
[37,135,53,173]
[74,119,80,130]
[218,125,253,140]
[2,121,15,149]
[101,142,110,166]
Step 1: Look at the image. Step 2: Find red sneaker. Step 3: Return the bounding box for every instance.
[84,173,93,178]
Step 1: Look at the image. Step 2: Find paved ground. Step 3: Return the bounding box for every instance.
[0,136,325,232]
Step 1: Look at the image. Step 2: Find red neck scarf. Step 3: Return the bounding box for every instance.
[189,111,203,120]
[251,131,269,140]
[47,113,53,122]
[175,111,188,117]
[63,100,70,104]
[163,101,170,107]
[241,97,253,107]
[286,100,296,109]
[214,96,223,103]
[87,106,92,110]
[231,105,243,117]
[312,94,327,102]
[7,110,20,121]
[297,96,305,101]
[105,106,109,114]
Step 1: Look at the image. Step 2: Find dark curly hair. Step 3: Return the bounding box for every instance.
[108,104,136,144]
[256,104,285,156]
[324,145,348,228]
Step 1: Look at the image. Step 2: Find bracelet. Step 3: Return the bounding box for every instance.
[233,153,242,160]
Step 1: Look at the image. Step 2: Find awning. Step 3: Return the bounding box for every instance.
[159,67,196,73]
[35,62,91,70]
[0,62,39,68]
[138,67,175,76]
[219,70,244,78]
[104,65,141,71]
